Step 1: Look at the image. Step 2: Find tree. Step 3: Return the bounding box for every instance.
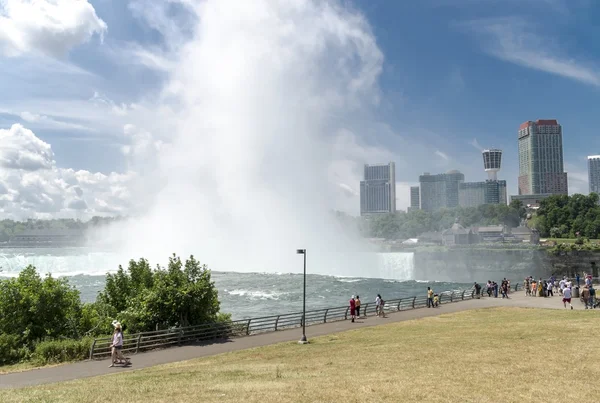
[98,254,222,332]
[0,266,82,345]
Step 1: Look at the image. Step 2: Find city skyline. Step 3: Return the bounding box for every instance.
[1,1,600,218]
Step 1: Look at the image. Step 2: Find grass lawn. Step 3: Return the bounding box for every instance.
[2,307,599,403]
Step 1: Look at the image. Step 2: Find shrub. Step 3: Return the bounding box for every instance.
[32,337,93,365]
[0,334,30,365]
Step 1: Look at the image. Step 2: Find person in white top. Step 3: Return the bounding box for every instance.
[109,321,127,367]
[546,281,553,297]
[562,287,573,309]
[559,279,565,295]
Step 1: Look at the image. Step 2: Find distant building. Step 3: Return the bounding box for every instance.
[419,170,464,212]
[409,186,420,211]
[483,149,502,181]
[442,219,476,246]
[518,119,568,195]
[360,163,396,216]
[472,225,505,242]
[588,155,600,194]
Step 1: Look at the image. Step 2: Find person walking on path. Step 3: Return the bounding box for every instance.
[109,321,125,368]
[576,273,580,287]
[562,286,574,309]
[427,287,434,308]
[375,294,382,317]
[349,296,356,322]
[588,286,595,309]
[355,295,361,318]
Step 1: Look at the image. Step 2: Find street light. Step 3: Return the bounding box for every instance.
[296,248,308,344]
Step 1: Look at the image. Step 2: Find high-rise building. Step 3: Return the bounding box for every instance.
[459,180,507,207]
[409,186,420,211]
[359,163,396,215]
[518,119,568,195]
[419,170,464,212]
[588,156,600,194]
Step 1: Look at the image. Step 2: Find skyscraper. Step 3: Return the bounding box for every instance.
[359,163,396,215]
[588,156,600,194]
[409,186,420,211]
[419,170,464,212]
[518,119,568,195]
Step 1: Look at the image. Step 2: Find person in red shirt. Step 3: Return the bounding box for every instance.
[349,296,356,323]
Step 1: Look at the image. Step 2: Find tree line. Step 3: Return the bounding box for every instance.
[534,193,600,239]
[0,216,125,242]
[345,202,527,240]
[0,254,226,366]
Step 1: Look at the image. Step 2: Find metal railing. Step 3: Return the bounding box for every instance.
[89,288,481,360]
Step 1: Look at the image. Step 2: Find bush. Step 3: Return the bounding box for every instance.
[32,337,93,365]
[0,334,30,365]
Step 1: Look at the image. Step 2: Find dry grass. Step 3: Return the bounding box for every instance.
[2,307,599,403]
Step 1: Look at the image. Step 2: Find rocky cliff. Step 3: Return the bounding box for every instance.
[412,248,600,282]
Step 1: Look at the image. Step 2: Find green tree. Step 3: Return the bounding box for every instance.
[0,266,82,345]
[98,254,222,333]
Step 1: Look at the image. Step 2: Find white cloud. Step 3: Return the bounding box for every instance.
[435,150,450,161]
[0,0,107,58]
[0,124,54,170]
[460,17,600,87]
[469,138,483,151]
[0,123,143,219]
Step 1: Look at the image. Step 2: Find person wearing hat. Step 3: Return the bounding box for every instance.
[109,321,125,367]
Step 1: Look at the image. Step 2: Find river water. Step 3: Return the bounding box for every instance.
[0,248,475,319]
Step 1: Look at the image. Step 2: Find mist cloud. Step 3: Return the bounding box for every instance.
[101,0,390,275]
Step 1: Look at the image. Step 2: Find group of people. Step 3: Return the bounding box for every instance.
[523,274,598,309]
[485,279,511,298]
[348,294,387,322]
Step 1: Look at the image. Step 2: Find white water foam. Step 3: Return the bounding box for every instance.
[225,289,288,300]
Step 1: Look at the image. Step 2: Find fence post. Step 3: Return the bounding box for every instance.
[178,329,182,346]
[363,303,368,317]
[397,299,402,311]
[246,319,251,336]
[135,333,142,354]
[89,339,97,360]
[461,290,466,300]
[471,289,475,298]
[344,307,349,320]
[412,296,416,308]
[439,294,443,304]
[323,309,329,323]
[275,315,280,331]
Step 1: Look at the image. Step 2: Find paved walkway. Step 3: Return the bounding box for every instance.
[0,291,579,389]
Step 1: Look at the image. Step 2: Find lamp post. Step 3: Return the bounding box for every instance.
[296,249,308,344]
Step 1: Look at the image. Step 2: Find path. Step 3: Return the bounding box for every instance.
[0,290,577,389]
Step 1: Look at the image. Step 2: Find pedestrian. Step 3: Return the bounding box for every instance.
[355,295,361,318]
[588,286,595,309]
[109,321,125,368]
[562,286,574,310]
[349,295,356,322]
[375,294,382,317]
[427,287,434,308]
[474,282,481,299]
[546,281,553,297]
[576,273,580,287]
[581,286,591,309]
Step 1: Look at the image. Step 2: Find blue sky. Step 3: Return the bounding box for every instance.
[0,0,597,218]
